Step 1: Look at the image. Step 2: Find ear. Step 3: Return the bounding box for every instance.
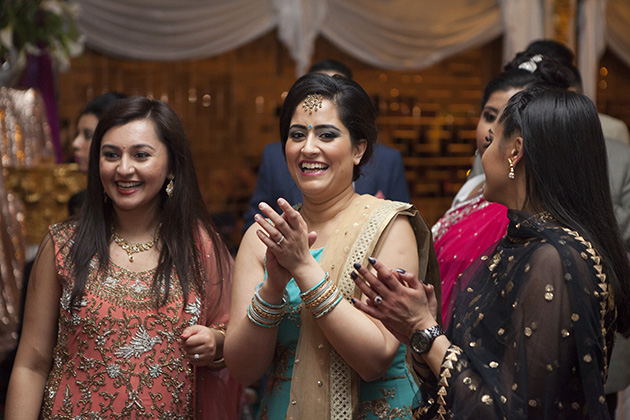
[509,136,524,166]
[353,139,367,166]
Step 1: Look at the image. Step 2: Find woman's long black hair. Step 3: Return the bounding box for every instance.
[500,86,630,335]
[68,97,230,308]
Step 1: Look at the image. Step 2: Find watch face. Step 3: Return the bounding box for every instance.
[411,331,431,354]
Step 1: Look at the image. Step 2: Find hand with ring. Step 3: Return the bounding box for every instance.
[350,257,437,344]
[180,325,221,367]
[253,198,317,275]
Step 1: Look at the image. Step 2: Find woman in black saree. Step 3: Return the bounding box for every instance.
[351,85,630,419]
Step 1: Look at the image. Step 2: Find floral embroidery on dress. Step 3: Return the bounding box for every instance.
[358,387,414,420]
[266,342,294,395]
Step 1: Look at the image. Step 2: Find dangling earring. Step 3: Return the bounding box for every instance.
[165,173,174,197]
[508,158,515,179]
[104,192,109,203]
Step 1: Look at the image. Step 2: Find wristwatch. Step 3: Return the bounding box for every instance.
[410,325,445,354]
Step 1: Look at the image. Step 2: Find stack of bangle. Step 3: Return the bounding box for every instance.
[247,282,289,328]
[300,272,343,319]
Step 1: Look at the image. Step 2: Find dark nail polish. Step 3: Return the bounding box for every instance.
[420,278,429,285]
[396,268,406,274]
[353,262,361,270]
[351,298,357,304]
[368,257,376,265]
[350,271,358,280]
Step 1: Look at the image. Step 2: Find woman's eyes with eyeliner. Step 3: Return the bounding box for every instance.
[289,131,306,141]
[320,131,339,140]
[482,111,497,123]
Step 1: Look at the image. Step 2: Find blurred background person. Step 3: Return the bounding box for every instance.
[68,92,127,216]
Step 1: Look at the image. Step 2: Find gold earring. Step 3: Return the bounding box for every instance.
[166,174,174,197]
[508,158,515,179]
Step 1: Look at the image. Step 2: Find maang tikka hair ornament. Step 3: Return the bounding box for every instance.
[166,173,174,196]
[302,93,323,114]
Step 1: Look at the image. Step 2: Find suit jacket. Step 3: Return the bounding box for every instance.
[243,142,410,229]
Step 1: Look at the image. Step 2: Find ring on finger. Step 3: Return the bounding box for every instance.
[276,236,285,246]
[194,353,200,361]
[374,295,383,305]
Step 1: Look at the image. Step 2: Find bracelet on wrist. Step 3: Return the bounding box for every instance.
[246,282,289,328]
[411,354,430,370]
[208,356,226,371]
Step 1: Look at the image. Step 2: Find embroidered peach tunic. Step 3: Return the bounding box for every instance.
[42,223,201,419]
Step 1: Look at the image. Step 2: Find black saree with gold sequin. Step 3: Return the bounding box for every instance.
[414,210,616,420]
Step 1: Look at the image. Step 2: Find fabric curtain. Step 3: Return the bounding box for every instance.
[607,0,630,68]
[75,0,628,96]
[578,0,609,100]
[77,0,503,75]
[77,0,276,60]
[320,0,502,72]
[499,0,545,65]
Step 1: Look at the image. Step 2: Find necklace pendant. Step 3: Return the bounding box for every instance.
[129,255,134,262]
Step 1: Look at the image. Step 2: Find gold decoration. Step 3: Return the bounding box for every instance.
[111,224,161,262]
[165,173,174,197]
[302,94,323,114]
[4,164,85,245]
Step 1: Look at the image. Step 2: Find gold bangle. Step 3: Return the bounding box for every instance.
[208,357,226,371]
[305,282,336,311]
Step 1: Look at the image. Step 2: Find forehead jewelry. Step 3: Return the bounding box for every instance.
[308,125,312,130]
[302,94,323,114]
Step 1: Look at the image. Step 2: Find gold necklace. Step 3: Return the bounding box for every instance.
[111,224,162,262]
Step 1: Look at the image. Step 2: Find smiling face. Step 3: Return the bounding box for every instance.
[72,113,99,172]
[284,98,366,201]
[476,88,521,157]
[99,119,170,217]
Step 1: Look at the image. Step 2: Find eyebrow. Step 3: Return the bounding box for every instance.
[101,143,157,151]
[290,124,341,131]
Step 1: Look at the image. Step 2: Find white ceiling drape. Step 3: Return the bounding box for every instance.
[77,0,276,60]
[76,0,630,98]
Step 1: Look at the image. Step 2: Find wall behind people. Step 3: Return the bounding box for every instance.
[55,34,630,245]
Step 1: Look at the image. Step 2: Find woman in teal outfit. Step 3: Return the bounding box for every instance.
[225,73,440,419]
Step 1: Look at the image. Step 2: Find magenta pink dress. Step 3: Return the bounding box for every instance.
[41,222,240,419]
[432,194,508,327]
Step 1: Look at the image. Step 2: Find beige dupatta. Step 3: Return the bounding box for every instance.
[286,195,440,420]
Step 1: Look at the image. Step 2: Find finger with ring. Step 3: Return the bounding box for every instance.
[374,295,383,305]
[276,236,285,246]
[194,353,200,361]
